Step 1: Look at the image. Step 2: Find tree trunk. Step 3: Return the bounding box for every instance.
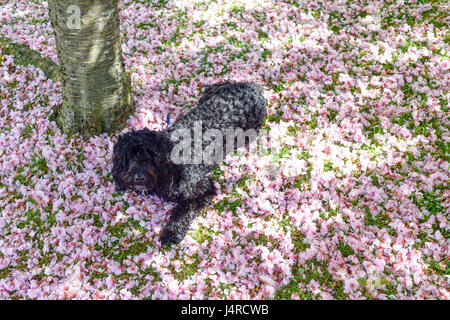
[48,0,133,137]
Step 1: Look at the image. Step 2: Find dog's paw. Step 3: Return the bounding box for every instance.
[160,224,184,246]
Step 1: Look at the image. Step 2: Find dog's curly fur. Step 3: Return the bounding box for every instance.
[112,81,267,245]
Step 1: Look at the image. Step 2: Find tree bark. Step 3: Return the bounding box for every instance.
[48,0,133,137]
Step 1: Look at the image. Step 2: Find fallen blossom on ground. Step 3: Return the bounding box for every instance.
[0,0,448,300]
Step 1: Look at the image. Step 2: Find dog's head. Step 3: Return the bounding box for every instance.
[112,129,171,194]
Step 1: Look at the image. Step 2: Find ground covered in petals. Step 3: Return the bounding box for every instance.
[0,0,448,299]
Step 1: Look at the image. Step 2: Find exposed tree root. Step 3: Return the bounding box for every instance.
[0,36,60,82]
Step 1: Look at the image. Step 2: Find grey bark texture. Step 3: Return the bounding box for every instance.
[47,0,133,137]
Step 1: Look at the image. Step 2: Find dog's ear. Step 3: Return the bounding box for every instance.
[142,129,171,154]
[112,134,130,191]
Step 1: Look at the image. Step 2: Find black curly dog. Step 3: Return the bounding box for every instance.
[112,81,267,245]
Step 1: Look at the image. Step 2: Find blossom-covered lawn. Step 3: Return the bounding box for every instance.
[0,0,448,299]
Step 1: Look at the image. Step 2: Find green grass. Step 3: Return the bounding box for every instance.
[323,159,334,172]
[338,242,355,257]
[275,259,348,300]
